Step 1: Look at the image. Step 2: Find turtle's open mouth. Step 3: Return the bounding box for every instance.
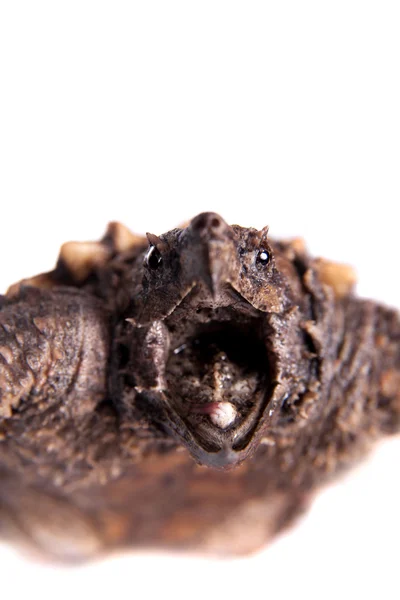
[162,288,273,463]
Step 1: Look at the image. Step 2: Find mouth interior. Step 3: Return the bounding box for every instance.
[165,315,269,446]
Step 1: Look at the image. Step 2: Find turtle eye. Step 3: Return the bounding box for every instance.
[145,245,163,270]
[256,249,270,267]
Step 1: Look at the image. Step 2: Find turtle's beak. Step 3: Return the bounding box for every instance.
[186,212,238,300]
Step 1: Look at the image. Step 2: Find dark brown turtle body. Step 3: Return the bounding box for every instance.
[0,213,399,560]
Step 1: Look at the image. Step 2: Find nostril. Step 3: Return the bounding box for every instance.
[192,215,208,232]
[191,212,225,235]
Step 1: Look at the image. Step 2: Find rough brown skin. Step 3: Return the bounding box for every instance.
[0,212,399,560]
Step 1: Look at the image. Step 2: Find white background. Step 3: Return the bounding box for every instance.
[0,2,399,599]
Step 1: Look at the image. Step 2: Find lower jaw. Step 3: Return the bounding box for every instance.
[161,384,268,466]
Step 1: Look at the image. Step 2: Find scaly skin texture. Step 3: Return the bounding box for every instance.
[0,213,399,560]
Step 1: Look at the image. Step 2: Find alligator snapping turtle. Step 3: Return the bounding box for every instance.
[0,212,398,560]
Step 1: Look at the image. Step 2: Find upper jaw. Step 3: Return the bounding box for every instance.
[132,213,244,326]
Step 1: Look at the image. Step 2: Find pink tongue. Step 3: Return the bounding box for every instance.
[191,401,237,429]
